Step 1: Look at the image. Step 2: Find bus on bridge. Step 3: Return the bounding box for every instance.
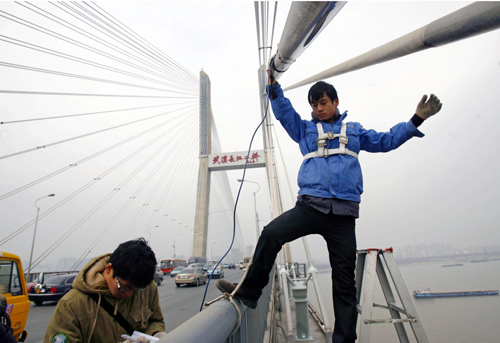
[159,259,187,275]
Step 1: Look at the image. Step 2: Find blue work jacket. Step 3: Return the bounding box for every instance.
[268,83,424,202]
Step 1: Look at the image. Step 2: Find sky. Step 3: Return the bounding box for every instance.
[1,1,499,270]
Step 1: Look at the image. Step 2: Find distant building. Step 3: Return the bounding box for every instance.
[246,245,254,257]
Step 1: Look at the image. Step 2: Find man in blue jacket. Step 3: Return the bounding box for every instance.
[218,77,442,343]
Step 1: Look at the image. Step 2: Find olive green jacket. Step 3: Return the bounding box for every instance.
[44,254,165,343]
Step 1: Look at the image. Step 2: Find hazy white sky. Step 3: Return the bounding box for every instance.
[1,1,499,269]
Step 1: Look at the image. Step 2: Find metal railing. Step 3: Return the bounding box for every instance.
[159,267,275,343]
[157,260,334,343]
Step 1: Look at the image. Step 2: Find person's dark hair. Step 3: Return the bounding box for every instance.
[109,238,157,288]
[308,81,338,104]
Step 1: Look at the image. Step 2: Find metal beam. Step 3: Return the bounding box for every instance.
[284,2,500,91]
[158,300,239,343]
[270,1,346,81]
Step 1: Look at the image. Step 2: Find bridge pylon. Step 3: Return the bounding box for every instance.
[192,71,266,259]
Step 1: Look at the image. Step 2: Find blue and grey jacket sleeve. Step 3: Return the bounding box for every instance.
[267,83,307,143]
[359,118,425,153]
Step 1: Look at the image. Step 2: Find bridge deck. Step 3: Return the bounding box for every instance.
[275,298,329,343]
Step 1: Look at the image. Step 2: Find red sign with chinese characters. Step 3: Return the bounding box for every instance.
[208,150,265,171]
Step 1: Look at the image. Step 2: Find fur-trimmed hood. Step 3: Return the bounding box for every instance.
[73,253,112,295]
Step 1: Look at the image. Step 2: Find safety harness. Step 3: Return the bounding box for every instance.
[303,122,358,160]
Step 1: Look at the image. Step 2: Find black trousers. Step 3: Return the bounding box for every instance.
[241,203,358,343]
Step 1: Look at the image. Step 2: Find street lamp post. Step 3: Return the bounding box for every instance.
[28,193,55,276]
[211,242,217,260]
[237,178,261,244]
[148,226,159,243]
[172,232,181,259]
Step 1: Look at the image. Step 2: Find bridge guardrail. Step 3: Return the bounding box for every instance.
[159,267,275,343]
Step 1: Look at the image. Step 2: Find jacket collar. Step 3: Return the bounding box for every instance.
[311,110,348,125]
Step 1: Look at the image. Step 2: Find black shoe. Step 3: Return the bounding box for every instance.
[216,280,258,309]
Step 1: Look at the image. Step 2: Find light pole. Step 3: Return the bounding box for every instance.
[172,231,182,259]
[148,225,159,243]
[28,193,55,276]
[211,242,217,260]
[237,178,260,244]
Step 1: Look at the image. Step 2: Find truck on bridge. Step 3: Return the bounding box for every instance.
[0,251,29,342]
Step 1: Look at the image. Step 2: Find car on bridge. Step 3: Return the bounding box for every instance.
[170,266,185,278]
[175,267,206,287]
[188,263,203,268]
[206,266,224,279]
[153,267,164,286]
[27,273,77,306]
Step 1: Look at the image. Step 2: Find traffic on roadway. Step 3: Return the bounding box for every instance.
[24,268,244,342]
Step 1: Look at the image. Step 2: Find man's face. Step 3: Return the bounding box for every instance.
[104,264,137,299]
[310,92,339,123]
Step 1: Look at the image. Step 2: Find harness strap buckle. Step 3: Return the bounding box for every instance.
[326,132,335,139]
[317,138,327,147]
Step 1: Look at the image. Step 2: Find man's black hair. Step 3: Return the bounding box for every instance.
[308,81,338,104]
[109,238,157,288]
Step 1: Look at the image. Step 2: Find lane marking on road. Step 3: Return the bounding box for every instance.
[160,296,172,302]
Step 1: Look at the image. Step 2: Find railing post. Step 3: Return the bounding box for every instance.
[279,265,296,342]
[290,278,313,341]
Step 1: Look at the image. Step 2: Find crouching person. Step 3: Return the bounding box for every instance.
[1,286,17,343]
[45,238,167,342]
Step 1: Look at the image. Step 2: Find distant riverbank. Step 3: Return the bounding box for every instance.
[311,252,500,271]
[395,252,500,265]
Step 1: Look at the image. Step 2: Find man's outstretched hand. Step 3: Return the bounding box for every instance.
[267,54,278,85]
[416,94,442,120]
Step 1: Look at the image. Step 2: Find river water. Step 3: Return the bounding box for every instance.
[309,259,500,342]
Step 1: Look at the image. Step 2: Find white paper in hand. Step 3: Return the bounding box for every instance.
[121,330,159,342]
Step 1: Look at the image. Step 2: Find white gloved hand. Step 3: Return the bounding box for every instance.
[415,94,442,120]
[153,332,168,339]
